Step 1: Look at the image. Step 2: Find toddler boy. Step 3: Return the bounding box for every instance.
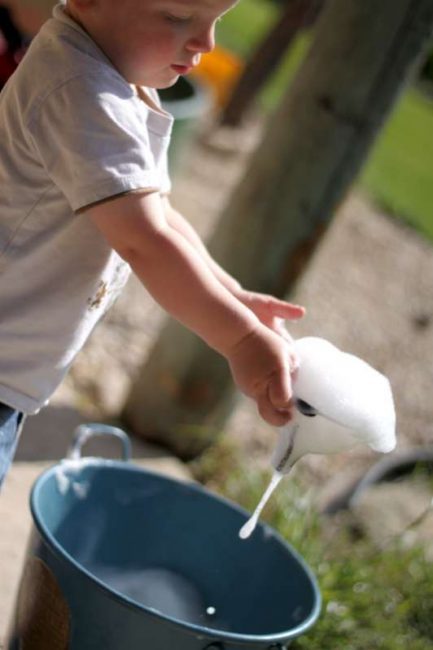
[0,0,304,485]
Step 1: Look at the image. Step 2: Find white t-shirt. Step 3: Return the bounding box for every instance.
[0,4,173,413]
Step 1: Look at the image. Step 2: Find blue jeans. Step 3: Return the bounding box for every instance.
[0,403,24,489]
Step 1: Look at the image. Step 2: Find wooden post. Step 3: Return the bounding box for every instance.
[220,0,323,127]
[123,0,433,459]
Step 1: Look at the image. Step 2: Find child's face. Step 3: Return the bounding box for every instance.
[69,0,238,88]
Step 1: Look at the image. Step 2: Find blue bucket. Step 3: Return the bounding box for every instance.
[6,425,321,649]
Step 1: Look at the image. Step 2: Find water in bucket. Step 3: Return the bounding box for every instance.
[86,565,228,629]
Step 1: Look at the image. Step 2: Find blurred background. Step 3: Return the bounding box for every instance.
[1,1,433,648]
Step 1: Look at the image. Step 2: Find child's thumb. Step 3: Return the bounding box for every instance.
[267,368,293,411]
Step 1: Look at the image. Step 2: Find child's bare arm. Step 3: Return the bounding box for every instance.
[86,191,296,425]
[88,191,258,352]
[162,197,242,293]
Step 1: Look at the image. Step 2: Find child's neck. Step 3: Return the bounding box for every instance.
[134,85,169,116]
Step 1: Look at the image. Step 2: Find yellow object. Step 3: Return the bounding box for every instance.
[191,46,244,108]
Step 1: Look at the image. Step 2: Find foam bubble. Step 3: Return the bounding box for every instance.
[293,337,396,454]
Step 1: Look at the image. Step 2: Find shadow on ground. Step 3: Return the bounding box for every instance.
[16,405,169,463]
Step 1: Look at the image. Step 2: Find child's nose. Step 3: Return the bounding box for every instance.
[186,24,215,54]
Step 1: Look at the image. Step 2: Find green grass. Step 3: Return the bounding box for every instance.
[217,0,433,242]
[216,0,279,57]
[360,89,433,241]
[191,442,433,649]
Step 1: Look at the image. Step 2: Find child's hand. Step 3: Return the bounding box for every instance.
[226,324,298,427]
[233,290,305,343]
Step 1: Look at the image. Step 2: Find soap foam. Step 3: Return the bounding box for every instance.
[55,457,100,497]
[293,337,396,453]
[240,337,397,539]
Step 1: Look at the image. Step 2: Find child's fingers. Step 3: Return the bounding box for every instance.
[268,299,305,320]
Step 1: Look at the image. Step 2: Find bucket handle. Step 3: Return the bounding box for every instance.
[67,423,132,462]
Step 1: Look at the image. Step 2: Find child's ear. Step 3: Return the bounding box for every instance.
[66,0,102,19]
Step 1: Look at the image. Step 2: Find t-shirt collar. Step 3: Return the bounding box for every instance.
[51,3,111,65]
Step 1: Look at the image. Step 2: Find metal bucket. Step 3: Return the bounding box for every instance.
[6,424,321,650]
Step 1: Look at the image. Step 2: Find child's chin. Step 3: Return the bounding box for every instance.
[155,75,180,89]
[128,69,179,89]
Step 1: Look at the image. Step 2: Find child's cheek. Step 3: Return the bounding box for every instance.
[146,29,181,64]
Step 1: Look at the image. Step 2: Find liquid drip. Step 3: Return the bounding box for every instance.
[239,471,284,539]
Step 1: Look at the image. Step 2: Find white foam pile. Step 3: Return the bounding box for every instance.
[239,336,396,539]
[55,457,99,498]
[292,337,396,455]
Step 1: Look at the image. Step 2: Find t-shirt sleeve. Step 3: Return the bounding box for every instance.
[27,71,172,211]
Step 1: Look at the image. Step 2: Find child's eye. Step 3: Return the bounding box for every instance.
[164,13,192,25]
